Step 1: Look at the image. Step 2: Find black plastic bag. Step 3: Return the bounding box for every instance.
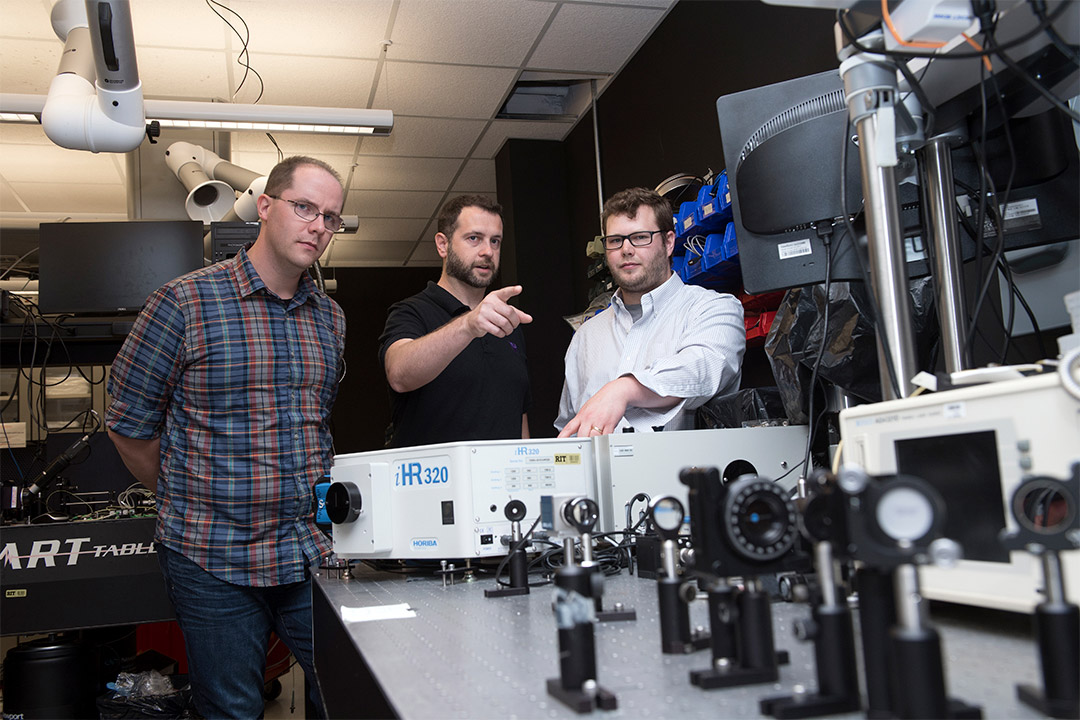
[764,278,937,423]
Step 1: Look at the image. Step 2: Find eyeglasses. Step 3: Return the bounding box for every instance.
[600,229,663,250]
[269,195,343,232]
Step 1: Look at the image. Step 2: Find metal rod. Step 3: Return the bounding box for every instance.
[921,136,968,373]
[662,538,678,579]
[856,112,920,399]
[816,540,839,608]
[591,79,604,228]
[1042,552,1066,606]
[893,564,925,632]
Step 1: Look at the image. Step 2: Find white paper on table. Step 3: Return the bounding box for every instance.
[340,603,416,623]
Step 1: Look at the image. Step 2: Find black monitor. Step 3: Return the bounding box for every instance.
[38,220,205,315]
[716,69,1080,294]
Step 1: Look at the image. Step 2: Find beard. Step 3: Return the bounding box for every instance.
[609,251,670,295]
[446,243,499,289]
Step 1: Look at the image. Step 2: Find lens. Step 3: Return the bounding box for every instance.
[738,496,786,546]
[1014,480,1076,535]
[723,477,797,561]
[650,495,685,535]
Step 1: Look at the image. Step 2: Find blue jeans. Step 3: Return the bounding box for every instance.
[157,544,324,719]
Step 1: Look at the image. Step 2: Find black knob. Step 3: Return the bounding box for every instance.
[505,499,527,522]
[325,482,362,524]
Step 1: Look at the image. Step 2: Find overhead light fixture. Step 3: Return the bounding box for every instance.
[0,93,392,137]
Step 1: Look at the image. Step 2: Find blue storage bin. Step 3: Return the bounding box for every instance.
[675,201,702,239]
[701,233,726,271]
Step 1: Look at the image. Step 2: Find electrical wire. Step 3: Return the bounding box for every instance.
[0,246,39,281]
[836,0,1072,62]
[880,0,946,49]
[1029,0,1080,67]
[962,37,1020,362]
[800,226,835,483]
[205,0,264,104]
[987,39,1080,123]
[493,515,544,588]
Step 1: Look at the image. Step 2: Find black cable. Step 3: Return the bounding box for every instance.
[952,198,1021,360]
[963,144,1014,358]
[981,49,1020,361]
[986,34,1080,123]
[1029,0,1080,67]
[205,0,264,104]
[801,226,835,481]
[996,256,1048,359]
[896,58,938,137]
[265,133,285,163]
[836,1,1071,62]
[961,39,1019,362]
[493,515,543,588]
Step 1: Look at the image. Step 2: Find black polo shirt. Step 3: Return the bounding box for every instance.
[378,282,532,448]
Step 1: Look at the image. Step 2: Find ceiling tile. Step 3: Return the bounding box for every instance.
[390,0,554,66]
[130,0,228,51]
[373,62,518,119]
[0,182,27,213]
[230,151,356,184]
[0,144,125,184]
[231,0,393,61]
[325,239,419,266]
[0,38,62,94]
[562,0,673,6]
[528,4,664,74]
[346,190,445,219]
[137,47,233,100]
[407,236,444,266]
[346,217,429,244]
[1,3,56,41]
[0,125,54,146]
[348,156,463,192]
[230,132,362,157]
[473,119,574,158]
[452,159,496,192]
[231,54,380,108]
[356,116,487,158]
[13,181,127,214]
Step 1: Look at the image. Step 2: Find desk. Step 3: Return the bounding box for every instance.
[312,565,1044,719]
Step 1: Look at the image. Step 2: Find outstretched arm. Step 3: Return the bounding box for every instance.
[385,285,533,393]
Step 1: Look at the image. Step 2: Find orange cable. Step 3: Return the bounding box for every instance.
[882,0,948,49]
[962,32,994,71]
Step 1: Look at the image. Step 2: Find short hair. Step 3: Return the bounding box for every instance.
[264,156,343,201]
[601,187,674,235]
[437,194,503,237]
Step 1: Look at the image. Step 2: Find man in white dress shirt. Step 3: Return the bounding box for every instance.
[555,187,745,438]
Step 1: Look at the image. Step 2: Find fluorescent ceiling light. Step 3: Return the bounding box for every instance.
[0,94,393,137]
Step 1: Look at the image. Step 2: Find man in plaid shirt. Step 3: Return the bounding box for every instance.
[108,156,346,718]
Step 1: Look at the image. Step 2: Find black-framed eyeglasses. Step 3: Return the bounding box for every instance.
[601,229,663,250]
[269,195,343,232]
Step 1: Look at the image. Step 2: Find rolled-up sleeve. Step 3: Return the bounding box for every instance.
[106,287,187,439]
[627,291,745,410]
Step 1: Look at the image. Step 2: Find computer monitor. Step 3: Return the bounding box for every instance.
[38,220,205,315]
[716,69,1080,295]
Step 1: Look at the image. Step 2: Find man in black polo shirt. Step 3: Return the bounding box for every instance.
[379,195,533,448]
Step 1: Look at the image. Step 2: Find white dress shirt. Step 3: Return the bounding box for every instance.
[556,273,746,433]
